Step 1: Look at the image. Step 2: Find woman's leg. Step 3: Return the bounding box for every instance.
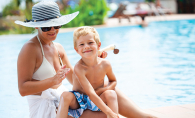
[115,87,148,118]
[105,81,156,118]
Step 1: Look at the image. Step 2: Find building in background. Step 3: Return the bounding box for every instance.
[177,0,195,13]
[158,0,177,13]
[107,0,177,14]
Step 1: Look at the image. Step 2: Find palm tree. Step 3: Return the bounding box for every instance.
[16,0,21,7]
[16,0,33,8]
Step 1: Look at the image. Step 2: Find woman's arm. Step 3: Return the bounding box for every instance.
[18,42,51,96]
[56,43,74,84]
[18,41,69,96]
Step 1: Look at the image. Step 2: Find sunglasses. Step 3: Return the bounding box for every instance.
[41,26,62,32]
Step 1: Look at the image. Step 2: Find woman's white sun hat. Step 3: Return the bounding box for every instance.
[15,1,79,27]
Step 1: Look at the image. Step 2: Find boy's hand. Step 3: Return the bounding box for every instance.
[99,51,107,58]
[95,87,107,96]
[107,112,119,118]
[52,65,70,85]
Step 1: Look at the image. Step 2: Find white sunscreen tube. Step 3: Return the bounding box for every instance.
[98,44,116,56]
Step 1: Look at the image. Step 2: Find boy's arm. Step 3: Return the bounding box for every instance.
[74,65,114,116]
[95,61,117,96]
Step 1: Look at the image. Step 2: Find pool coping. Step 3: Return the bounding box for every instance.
[119,103,195,118]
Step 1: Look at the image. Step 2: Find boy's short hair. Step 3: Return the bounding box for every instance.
[73,26,100,49]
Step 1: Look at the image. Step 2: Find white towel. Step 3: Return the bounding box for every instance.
[26,85,68,118]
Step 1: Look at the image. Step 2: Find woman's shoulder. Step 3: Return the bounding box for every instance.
[53,42,65,54]
[53,42,63,49]
[19,37,40,56]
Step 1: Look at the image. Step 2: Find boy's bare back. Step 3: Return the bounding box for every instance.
[72,57,113,94]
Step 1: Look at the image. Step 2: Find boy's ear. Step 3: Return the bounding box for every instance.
[74,47,78,53]
[98,42,101,50]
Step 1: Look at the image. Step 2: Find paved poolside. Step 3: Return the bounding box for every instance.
[118,103,195,118]
[60,14,195,118]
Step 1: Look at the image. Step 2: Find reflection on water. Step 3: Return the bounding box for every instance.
[0,19,195,117]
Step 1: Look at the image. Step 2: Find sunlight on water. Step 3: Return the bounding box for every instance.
[0,19,195,117]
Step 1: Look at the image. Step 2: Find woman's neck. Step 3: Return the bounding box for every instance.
[37,34,53,45]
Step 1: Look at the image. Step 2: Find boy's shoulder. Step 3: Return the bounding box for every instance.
[74,59,86,72]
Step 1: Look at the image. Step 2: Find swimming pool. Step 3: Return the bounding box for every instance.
[0,19,195,118]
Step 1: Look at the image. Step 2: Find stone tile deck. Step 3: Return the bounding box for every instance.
[145,103,195,118]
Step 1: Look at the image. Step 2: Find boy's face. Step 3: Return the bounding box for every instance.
[75,33,101,58]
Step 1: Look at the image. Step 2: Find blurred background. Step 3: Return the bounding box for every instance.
[0,0,195,34]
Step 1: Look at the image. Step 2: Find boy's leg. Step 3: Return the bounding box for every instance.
[56,91,79,118]
[99,90,118,114]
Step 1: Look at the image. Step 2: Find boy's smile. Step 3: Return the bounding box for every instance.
[83,50,92,53]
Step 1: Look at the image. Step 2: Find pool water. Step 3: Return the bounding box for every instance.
[0,19,195,118]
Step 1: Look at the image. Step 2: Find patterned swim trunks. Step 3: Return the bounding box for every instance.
[68,91,101,118]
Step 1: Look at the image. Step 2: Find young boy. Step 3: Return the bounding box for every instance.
[56,26,119,118]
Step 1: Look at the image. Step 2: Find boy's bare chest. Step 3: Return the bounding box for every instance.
[85,67,106,88]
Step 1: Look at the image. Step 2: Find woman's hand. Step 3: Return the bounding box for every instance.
[99,51,108,58]
[52,65,70,85]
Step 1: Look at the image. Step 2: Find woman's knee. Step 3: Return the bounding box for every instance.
[104,90,117,101]
[60,92,74,103]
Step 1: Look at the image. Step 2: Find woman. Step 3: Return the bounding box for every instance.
[16,1,155,118]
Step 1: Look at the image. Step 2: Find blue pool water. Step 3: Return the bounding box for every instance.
[0,19,195,118]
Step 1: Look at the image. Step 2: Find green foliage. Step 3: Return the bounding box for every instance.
[1,0,34,34]
[2,0,20,17]
[1,0,109,34]
[23,2,33,20]
[61,0,109,28]
[11,21,34,34]
[0,17,34,34]
[0,30,9,35]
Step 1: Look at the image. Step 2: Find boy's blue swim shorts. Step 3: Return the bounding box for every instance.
[68,91,101,118]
